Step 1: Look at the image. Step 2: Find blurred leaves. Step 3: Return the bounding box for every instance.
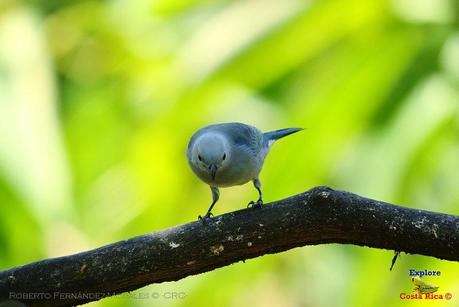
[0,0,458,306]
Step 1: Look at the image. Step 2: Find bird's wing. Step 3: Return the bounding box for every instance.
[190,123,264,156]
[222,123,264,156]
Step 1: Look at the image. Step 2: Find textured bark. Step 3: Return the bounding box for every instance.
[1,186,458,306]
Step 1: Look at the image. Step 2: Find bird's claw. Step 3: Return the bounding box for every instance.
[198,212,214,224]
[247,199,263,209]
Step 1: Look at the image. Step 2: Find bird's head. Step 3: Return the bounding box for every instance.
[191,133,230,181]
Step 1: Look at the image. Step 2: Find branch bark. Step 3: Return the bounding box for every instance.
[1,186,458,306]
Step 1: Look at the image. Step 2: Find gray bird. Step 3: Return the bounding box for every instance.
[187,122,302,221]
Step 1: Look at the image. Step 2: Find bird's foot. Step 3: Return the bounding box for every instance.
[247,199,263,209]
[198,212,213,224]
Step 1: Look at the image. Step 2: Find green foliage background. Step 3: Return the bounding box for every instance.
[1,0,458,306]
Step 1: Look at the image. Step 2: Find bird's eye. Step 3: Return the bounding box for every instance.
[198,155,202,161]
[222,153,226,161]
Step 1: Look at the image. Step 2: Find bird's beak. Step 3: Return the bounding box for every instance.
[209,164,217,181]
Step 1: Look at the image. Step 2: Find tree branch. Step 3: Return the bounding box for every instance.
[1,186,458,306]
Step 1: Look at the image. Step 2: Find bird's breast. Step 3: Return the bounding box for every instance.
[217,153,264,187]
[190,158,263,188]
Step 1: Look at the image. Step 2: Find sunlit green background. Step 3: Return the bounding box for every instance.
[1,0,459,306]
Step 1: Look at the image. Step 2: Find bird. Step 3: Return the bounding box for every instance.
[186,122,303,222]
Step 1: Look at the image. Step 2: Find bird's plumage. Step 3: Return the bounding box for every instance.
[187,122,302,220]
[188,124,251,185]
[264,127,304,141]
[187,123,263,156]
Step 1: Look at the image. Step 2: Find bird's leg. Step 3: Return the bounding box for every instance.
[247,178,263,208]
[199,186,220,223]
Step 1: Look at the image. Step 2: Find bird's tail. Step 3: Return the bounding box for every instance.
[264,127,303,141]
